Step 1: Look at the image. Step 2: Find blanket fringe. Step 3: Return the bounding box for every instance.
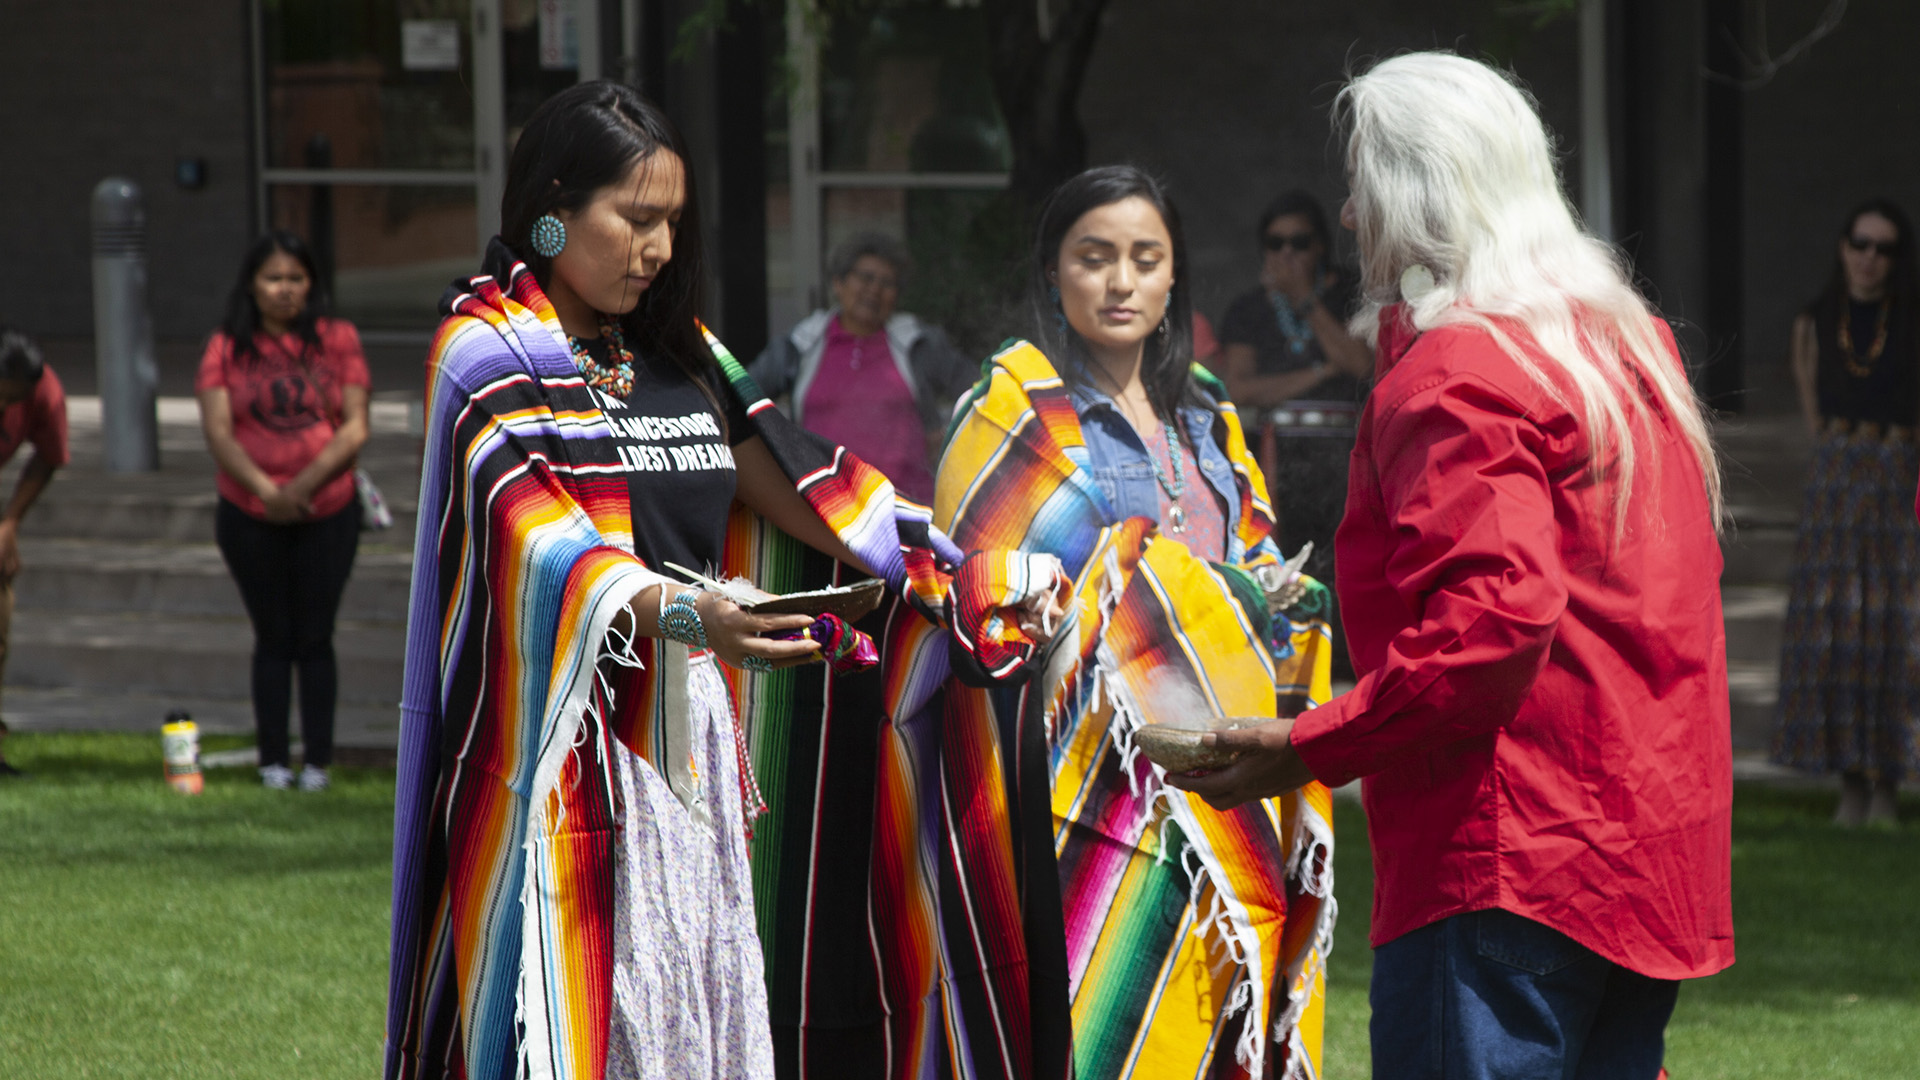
[1090,645,1273,1079]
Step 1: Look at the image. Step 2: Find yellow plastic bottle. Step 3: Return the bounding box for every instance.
[161,710,203,795]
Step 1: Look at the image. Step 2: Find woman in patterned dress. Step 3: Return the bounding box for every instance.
[1773,198,1920,826]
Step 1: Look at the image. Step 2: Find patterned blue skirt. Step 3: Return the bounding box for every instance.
[1772,431,1920,780]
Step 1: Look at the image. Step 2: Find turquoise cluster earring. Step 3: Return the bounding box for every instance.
[530,214,567,258]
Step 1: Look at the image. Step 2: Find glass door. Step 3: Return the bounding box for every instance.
[253,0,483,335]
[779,0,1010,332]
[253,0,609,336]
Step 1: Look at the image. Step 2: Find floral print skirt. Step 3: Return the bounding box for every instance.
[1772,431,1920,781]
[606,652,775,1079]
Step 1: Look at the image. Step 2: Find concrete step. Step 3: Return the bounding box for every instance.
[13,536,413,621]
[20,485,420,545]
[1721,583,1786,754]
[7,610,403,707]
[1721,583,1786,665]
[1714,414,1810,591]
[1720,525,1797,586]
[7,402,424,544]
[0,685,399,750]
[1728,659,1777,753]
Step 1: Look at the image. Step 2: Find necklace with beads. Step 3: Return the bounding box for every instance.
[1148,419,1189,533]
[1839,297,1892,378]
[566,316,636,397]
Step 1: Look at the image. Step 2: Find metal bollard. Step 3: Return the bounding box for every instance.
[90,178,161,472]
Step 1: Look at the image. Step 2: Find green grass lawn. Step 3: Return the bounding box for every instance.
[2,733,1916,1078]
[1319,785,1920,1080]
[0,733,394,1078]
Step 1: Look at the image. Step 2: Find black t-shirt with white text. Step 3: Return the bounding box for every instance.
[586,340,753,575]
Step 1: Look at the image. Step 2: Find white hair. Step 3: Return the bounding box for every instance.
[1337,52,1722,535]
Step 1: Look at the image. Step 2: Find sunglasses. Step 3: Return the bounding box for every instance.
[1264,232,1317,253]
[1847,235,1900,257]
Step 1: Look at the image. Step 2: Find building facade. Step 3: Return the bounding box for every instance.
[3,0,1914,413]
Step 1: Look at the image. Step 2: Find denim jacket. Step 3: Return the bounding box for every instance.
[1070,380,1247,563]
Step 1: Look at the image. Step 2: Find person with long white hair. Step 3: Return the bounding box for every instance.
[1168,51,1733,1077]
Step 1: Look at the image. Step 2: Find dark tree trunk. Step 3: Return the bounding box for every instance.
[981,0,1113,212]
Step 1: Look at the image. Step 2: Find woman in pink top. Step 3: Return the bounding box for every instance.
[196,230,371,791]
[749,233,974,503]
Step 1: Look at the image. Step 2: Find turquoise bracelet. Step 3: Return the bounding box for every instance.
[658,588,707,650]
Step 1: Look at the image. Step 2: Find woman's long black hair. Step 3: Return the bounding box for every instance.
[1029,165,1202,424]
[502,81,714,391]
[1809,198,1920,321]
[219,230,326,366]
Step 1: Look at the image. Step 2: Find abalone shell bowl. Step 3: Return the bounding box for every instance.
[1134,717,1268,773]
[739,578,886,620]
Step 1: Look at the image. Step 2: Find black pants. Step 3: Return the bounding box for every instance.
[215,498,360,768]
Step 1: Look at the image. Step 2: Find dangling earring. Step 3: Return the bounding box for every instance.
[1049,283,1068,336]
[1159,283,1173,342]
[530,214,568,258]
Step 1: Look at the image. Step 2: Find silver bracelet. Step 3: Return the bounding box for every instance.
[658,588,707,649]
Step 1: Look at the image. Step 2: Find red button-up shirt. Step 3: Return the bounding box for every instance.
[1290,309,1734,981]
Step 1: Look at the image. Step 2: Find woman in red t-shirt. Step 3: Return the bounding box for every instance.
[196,230,370,791]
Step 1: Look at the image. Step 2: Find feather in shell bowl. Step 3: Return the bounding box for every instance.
[665,562,886,621]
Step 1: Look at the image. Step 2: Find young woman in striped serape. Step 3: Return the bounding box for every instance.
[829,166,1339,1080]
[381,81,1000,1080]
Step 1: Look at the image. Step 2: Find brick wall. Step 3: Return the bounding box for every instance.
[1,0,253,343]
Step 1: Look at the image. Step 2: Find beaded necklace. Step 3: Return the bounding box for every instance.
[1271,293,1315,356]
[1090,361,1190,532]
[1838,297,1892,378]
[1149,419,1189,533]
[566,316,636,397]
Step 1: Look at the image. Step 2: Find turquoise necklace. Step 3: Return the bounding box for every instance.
[1150,419,1188,533]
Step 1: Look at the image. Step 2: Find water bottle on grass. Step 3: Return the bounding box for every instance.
[161,710,202,795]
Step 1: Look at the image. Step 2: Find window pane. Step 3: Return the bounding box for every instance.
[269,182,478,332]
[502,0,580,143]
[262,0,476,171]
[766,7,799,335]
[819,1,1009,174]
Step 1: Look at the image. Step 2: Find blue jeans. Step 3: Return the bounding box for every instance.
[1370,909,1679,1080]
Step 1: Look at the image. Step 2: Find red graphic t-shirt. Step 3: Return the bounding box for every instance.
[195,318,370,520]
[0,365,70,470]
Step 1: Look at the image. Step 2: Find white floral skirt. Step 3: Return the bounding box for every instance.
[605,651,774,1080]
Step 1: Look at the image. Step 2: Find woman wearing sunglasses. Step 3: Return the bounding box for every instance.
[1775,198,1920,826]
[1218,191,1372,672]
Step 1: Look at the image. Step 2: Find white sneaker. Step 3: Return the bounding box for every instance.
[260,764,295,790]
[297,765,330,792]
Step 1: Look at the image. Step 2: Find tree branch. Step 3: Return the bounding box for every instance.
[1705,0,1847,90]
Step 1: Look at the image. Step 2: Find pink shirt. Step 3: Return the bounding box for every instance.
[0,366,69,469]
[196,318,370,520]
[802,316,935,503]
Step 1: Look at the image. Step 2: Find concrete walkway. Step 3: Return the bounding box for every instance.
[2,392,421,764]
[2,394,1828,782]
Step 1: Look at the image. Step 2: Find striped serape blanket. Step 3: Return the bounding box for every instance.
[849,340,1338,1080]
[382,240,964,1080]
